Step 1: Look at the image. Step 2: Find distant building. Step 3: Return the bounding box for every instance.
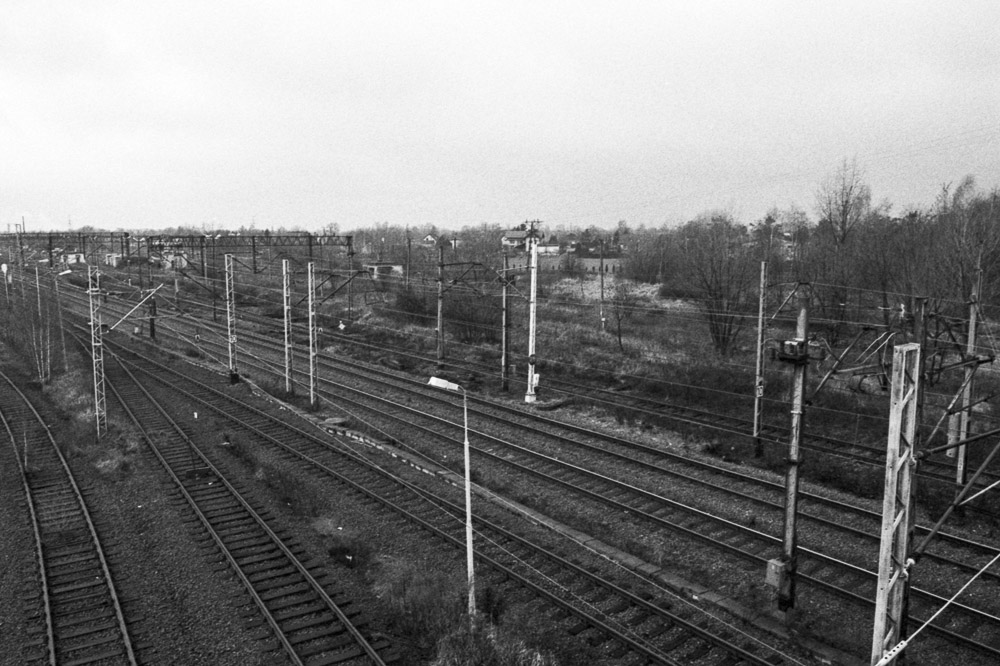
[363,263,404,279]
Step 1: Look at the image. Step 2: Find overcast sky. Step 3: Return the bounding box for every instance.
[2,1,997,233]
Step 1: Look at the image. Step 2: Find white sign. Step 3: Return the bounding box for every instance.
[0,264,6,274]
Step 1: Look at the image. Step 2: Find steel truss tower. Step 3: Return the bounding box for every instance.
[871,342,921,665]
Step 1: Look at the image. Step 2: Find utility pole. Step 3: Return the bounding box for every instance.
[956,258,983,486]
[437,245,445,364]
[347,236,354,320]
[501,252,510,392]
[405,236,411,289]
[225,253,238,383]
[283,259,293,394]
[871,343,921,666]
[88,264,107,439]
[308,261,318,407]
[599,239,606,331]
[53,273,68,373]
[771,285,808,614]
[148,295,157,341]
[753,260,768,457]
[525,221,540,404]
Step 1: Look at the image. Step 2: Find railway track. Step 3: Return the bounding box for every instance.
[101,351,398,666]
[102,336,797,666]
[175,325,1000,663]
[46,274,1000,492]
[0,370,138,666]
[39,273,1000,662]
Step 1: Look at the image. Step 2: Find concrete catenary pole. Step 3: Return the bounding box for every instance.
[753,260,768,457]
[779,285,809,613]
[225,253,238,383]
[501,251,510,392]
[525,221,540,403]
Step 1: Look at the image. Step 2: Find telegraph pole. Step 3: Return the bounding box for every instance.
[525,221,540,404]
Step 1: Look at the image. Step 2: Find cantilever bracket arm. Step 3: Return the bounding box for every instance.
[108,284,164,331]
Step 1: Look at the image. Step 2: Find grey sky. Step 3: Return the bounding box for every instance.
[2,1,997,232]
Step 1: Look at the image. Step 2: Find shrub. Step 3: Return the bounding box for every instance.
[431,620,561,666]
[374,558,465,651]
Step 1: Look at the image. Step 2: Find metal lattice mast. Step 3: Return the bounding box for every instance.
[307,262,318,407]
[871,342,921,666]
[282,259,293,393]
[225,254,238,382]
[88,264,107,438]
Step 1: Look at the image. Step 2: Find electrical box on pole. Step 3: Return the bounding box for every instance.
[308,261,318,408]
[225,253,239,383]
[283,259,293,394]
[871,342,921,666]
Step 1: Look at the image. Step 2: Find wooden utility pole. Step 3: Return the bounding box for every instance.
[753,260,768,457]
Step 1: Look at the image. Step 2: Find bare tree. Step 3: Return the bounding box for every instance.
[609,278,639,352]
[676,212,756,355]
[815,157,871,246]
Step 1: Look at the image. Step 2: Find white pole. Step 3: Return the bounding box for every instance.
[428,376,476,617]
[225,253,238,382]
[753,260,768,456]
[308,261,318,407]
[283,259,292,393]
[462,387,475,617]
[525,223,539,403]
